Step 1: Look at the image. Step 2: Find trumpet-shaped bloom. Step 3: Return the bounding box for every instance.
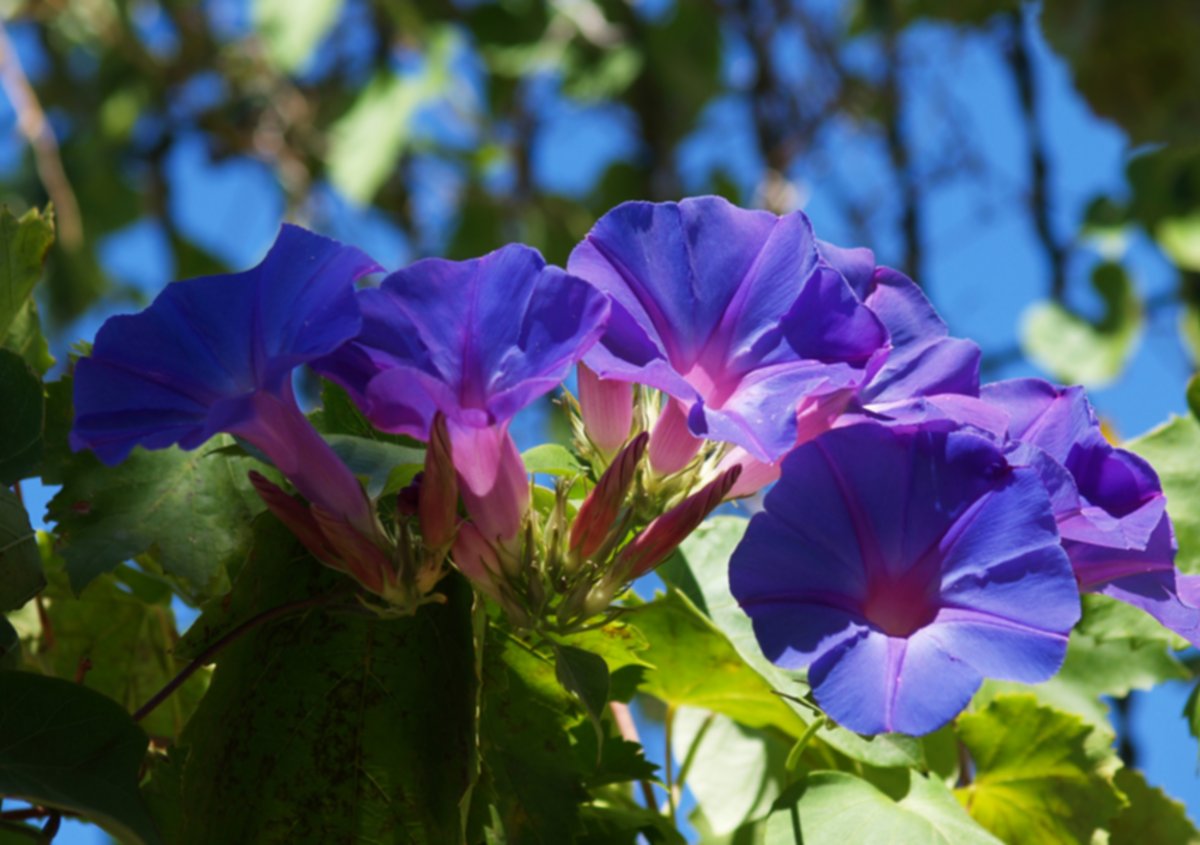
[314,243,610,543]
[730,423,1080,736]
[70,225,381,530]
[568,196,888,462]
[981,378,1200,644]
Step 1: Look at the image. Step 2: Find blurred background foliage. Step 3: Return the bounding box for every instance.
[0,0,1193,403]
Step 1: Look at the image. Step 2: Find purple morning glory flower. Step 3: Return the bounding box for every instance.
[730,422,1080,736]
[567,196,888,463]
[314,243,610,544]
[981,379,1200,644]
[712,244,992,498]
[70,225,382,532]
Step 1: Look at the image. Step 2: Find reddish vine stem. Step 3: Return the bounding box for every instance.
[132,592,340,723]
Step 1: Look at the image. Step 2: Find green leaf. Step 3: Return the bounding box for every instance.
[955,695,1123,844]
[0,207,54,340]
[48,434,264,596]
[325,433,424,497]
[15,542,205,740]
[673,708,789,835]
[629,591,806,736]
[1189,374,1200,420]
[765,771,1001,845]
[253,0,344,73]
[0,489,42,612]
[327,36,454,205]
[176,519,478,843]
[1127,415,1200,572]
[522,443,584,477]
[1107,767,1200,844]
[1021,261,1142,387]
[478,630,590,842]
[554,642,610,740]
[3,299,53,376]
[660,517,926,769]
[0,615,19,670]
[0,672,161,845]
[0,350,43,485]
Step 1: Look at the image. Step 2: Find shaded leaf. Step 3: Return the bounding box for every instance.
[0,350,43,485]
[2,299,53,376]
[325,433,423,497]
[177,519,477,843]
[0,671,160,845]
[0,615,19,670]
[554,642,610,742]
[0,489,42,612]
[955,695,1122,844]
[48,424,264,596]
[16,541,205,740]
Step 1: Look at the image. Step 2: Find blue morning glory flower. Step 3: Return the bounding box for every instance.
[730,422,1080,736]
[567,196,888,463]
[314,243,610,544]
[70,225,381,532]
[981,378,1200,644]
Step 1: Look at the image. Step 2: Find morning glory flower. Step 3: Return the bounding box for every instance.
[70,225,382,533]
[712,243,994,497]
[981,378,1200,644]
[730,422,1080,736]
[314,243,610,545]
[567,196,888,465]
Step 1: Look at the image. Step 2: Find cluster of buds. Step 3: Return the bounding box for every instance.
[246,368,753,630]
[248,416,459,616]
[434,365,747,632]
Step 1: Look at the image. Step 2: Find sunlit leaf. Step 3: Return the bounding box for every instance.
[1127,415,1200,573]
[765,771,1001,845]
[955,695,1123,844]
[253,0,344,73]
[0,207,54,340]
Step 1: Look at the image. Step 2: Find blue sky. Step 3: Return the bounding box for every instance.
[2,1,1196,841]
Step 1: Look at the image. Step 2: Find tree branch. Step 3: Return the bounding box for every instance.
[0,22,82,249]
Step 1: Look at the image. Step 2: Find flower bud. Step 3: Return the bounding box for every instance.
[248,470,340,564]
[451,422,530,548]
[570,432,648,559]
[648,396,703,475]
[310,504,394,596]
[578,363,634,455]
[617,465,743,579]
[420,413,459,552]
[452,521,505,603]
[714,448,781,500]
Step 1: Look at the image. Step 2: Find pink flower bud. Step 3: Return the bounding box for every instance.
[248,471,340,564]
[452,521,505,602]
[578,363,634,454]
[310,505,394,596]
[420,413,458,551]
[648,396,703,475]
[570,432,649,559]
[715,448,781,500]
[618,465,743,579]
[450,422,530,547]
